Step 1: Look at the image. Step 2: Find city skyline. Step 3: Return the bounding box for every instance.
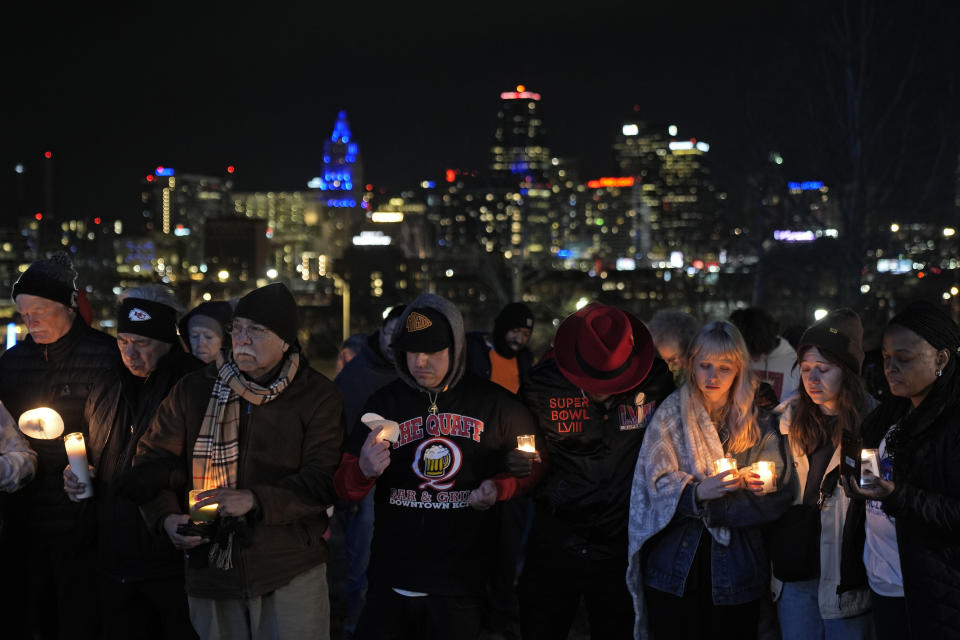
[3,1,959,228]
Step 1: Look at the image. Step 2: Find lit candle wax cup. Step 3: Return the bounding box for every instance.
[749,461,777,494]
[188,490,219,522]
[361,412,400,444]
[860,448,880,487]
[516,435,537,454]
[18,407,65,440]
[63,432,94,499]
[712,457,738,480]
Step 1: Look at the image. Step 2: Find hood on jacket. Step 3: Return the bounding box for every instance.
[394,293,466,392]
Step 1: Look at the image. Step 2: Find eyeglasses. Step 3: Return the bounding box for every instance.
[228,322,270,341]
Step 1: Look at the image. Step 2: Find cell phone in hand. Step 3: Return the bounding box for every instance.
[840,431,862,486]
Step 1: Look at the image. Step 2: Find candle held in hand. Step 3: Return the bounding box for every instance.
[516,435,537,454]
[750,461,776,494]
[188,489,219,523]
[712,457,738,481]
[63,432,93,499]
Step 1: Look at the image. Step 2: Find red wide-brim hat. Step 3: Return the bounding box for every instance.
[554,303,655,395]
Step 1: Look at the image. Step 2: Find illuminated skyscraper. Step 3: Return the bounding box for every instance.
[490,86,551,183]
[316,111,365,226]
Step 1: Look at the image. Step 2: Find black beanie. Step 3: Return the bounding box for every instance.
[117,298,180,344]
[888,301,960,355]
[495,302,534,334]
[11,251,78,308]
[234,283,299,346]
[797,308,865,374]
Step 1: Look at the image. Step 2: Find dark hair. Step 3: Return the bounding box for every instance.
[790,345,867,455]
[729,307,780,357]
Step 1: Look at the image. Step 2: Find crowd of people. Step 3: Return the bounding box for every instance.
[0,250,957,640]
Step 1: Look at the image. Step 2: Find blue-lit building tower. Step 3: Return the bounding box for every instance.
[318,111,364,227]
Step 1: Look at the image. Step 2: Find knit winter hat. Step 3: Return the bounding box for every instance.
[797,308,865,374]
[11,251,79,308]
[117,297,180,344]
[233,283,299,346]
[495,302,534,333]
[888,300,960,355]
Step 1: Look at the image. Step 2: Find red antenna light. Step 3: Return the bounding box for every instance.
[226,165,235,174]
[34,212,43,221]
[93,217,102,225]
[146,175,155,182]
[156,166,164,173]
[44,151,52,159]
[445,169,456,183]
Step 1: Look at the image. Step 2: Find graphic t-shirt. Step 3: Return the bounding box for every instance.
[863,427,903,597]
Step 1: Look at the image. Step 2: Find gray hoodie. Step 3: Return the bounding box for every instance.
[394,293,466,393]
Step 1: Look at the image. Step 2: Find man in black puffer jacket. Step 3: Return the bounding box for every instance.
[65,286,203,639]
[0,251,120,639]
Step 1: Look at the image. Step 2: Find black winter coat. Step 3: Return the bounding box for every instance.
[868,401,960,637]
[85,348,203,582]
[0,317,119,538]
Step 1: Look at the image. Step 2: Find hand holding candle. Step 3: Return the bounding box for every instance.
[744,461,776,494]
[516,434,541,463]
[63,432,93,499]
[188,489,219,522]
[697,458,741,501]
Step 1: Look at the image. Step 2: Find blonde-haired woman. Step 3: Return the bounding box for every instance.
[627,320,795,639]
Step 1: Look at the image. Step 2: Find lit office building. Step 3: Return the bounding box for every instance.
[314,110,365,233]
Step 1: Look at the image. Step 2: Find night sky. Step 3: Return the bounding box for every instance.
[3,1,958,227]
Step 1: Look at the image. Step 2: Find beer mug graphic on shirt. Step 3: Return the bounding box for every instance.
[423,444,452,477]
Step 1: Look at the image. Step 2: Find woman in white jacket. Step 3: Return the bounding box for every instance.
[775,309,876,639]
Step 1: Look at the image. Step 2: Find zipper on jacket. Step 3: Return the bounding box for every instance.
[237,399,254,599]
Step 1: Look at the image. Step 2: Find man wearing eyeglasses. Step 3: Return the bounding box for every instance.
[134,282,345,640]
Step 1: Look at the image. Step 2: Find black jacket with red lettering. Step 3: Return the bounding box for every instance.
[521,355,674,553]
[334,293,540,597]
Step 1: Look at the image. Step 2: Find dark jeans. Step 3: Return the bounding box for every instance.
[100,574,197,640]
[354,583,483,640]
[484,496,532,634]
[870,591,909,640]
[518,539,633,640]
[0,530,99,640]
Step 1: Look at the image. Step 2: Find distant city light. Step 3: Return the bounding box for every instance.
[668,139,709,152]
[155,166,175,177]
[556,249,573,259]
[774,230,816,243]
[352,231,391,246]
[586,177,635,188]
[787,181,824,191]
[420,180,436,189]
[814,309,829,321]
[15,163,24,174]
[307,177,322,189]
[575,297,590,311]
[445,269,454,277]
[44,151,52,159]
[226,165,235,174]
[173,225,190,237]
[668,125,678,136]
[943,292,952,300]
[861,284,871,294]
[217,270,229,281]
[516,84,525,92]
[146,175,155,182]
[876,259,912,274]
[93,217,101,225]
[266,268,278,279]
[616,258,636,271]
[944,227,956,237]
[500,89,541,101]
[371,212,404,223]
[202,293,212,301]
[327,199,357,208]
[622,124,639,136]
[951,286,959,296]
[890,223,900,232]
[6,323,17,350]
[34,212,42,221]
[445,169,456,183]
[670,252,684,268]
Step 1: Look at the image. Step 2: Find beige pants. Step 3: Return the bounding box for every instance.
[188,563,330,640]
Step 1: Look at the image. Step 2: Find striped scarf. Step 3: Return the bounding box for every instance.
[192,350,299,492]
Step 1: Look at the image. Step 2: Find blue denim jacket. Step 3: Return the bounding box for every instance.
[642,412,796,605]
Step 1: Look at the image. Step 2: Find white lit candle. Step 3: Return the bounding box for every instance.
[516,434,537,454]
[750,461,777,494]
[19,407,65,440]
[860,448,880,487]
[63,432,93,499]
[712,456,738,480]
[361,412,400,444]
[188,489,219,522]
